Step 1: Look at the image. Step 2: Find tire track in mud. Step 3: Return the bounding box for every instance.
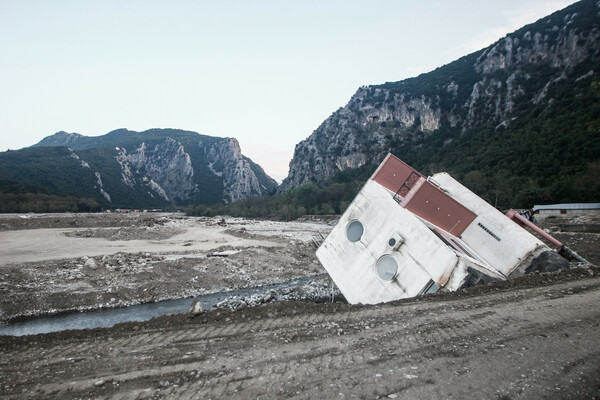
[1,276,600,399]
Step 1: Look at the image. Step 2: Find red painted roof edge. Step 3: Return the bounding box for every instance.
[370,153,424,181]
[370,153,393,180]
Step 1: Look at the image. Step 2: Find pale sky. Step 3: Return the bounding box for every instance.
[0,0,576,182]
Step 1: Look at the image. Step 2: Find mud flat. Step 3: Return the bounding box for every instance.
[0,213,334,321]
[0,266,598,399]
[0,213,599,398]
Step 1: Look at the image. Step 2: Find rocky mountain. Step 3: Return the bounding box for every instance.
[280,0,600,206]
[0,129,277,209]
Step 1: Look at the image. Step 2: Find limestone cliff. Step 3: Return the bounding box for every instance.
[116,138,198,202]
[30,128,277,207]
[280,0,600,191]
[203,138,273,203]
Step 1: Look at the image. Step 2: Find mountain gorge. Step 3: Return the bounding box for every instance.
[0,129,277,210]
[280,0,600,207]
[3,1,599,215]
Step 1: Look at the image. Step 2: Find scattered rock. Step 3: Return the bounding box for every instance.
[84,258,97,269]
[209,250,242,257]
[215,278,342,310]
[188,299,204,316]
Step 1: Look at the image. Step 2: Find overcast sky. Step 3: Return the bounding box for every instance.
[0,0,576,181]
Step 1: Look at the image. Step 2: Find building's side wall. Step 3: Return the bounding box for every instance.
[316,179,459,305]
[432,173,547,276]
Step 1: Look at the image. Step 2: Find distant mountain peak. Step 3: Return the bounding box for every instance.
[35,131,85,147]
[8,128,278,207]
[106,128,131,135]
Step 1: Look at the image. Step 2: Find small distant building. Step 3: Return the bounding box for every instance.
[532,203,600,219]
[317,154,568,305]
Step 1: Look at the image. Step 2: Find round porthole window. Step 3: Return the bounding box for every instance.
[346,220,363,243]
[376,255,398,281]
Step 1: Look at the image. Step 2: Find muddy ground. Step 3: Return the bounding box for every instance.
[0,266,598,399]
[0,213,599,399]
[0,213,332,321]
[537,215,600,266]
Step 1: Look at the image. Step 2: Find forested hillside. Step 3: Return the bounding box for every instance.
[0,129,277,212]
[279,0,600,209]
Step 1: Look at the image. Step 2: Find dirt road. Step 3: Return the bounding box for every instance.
[1,268,598,399]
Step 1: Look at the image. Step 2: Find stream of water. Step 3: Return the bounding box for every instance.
[0,274,326,336]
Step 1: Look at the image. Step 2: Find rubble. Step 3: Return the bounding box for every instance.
[64,223,184,241]
[215,277,341,310]
[84,257,98,269]
[208,250,241,257]
[0,214,329,322]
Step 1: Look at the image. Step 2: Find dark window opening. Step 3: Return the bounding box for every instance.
[450,239,476,259]
[429,228,453,247]
[421,280,440,294]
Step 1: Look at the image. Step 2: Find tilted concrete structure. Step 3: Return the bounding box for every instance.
[317,154,568,305]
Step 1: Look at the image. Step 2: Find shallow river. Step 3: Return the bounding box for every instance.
[0,275,326,336]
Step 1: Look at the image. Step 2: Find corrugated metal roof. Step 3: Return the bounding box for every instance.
[532,203,600,211]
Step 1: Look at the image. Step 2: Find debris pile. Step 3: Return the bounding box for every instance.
[215,278,341,310]
[83,252,161,272]
[65,221,183,241]
[0,214,330,321]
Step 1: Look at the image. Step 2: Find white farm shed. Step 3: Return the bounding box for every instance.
[317,154,568,305]
[532,203,600,219]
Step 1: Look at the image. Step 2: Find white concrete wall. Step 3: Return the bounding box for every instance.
[317,179,459,305]
[432,173,547,276]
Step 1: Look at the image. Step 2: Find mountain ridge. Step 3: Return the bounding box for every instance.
[279,0,600,207]
[0,128,277,210]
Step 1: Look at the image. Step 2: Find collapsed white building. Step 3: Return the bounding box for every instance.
[316,154,571,305]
